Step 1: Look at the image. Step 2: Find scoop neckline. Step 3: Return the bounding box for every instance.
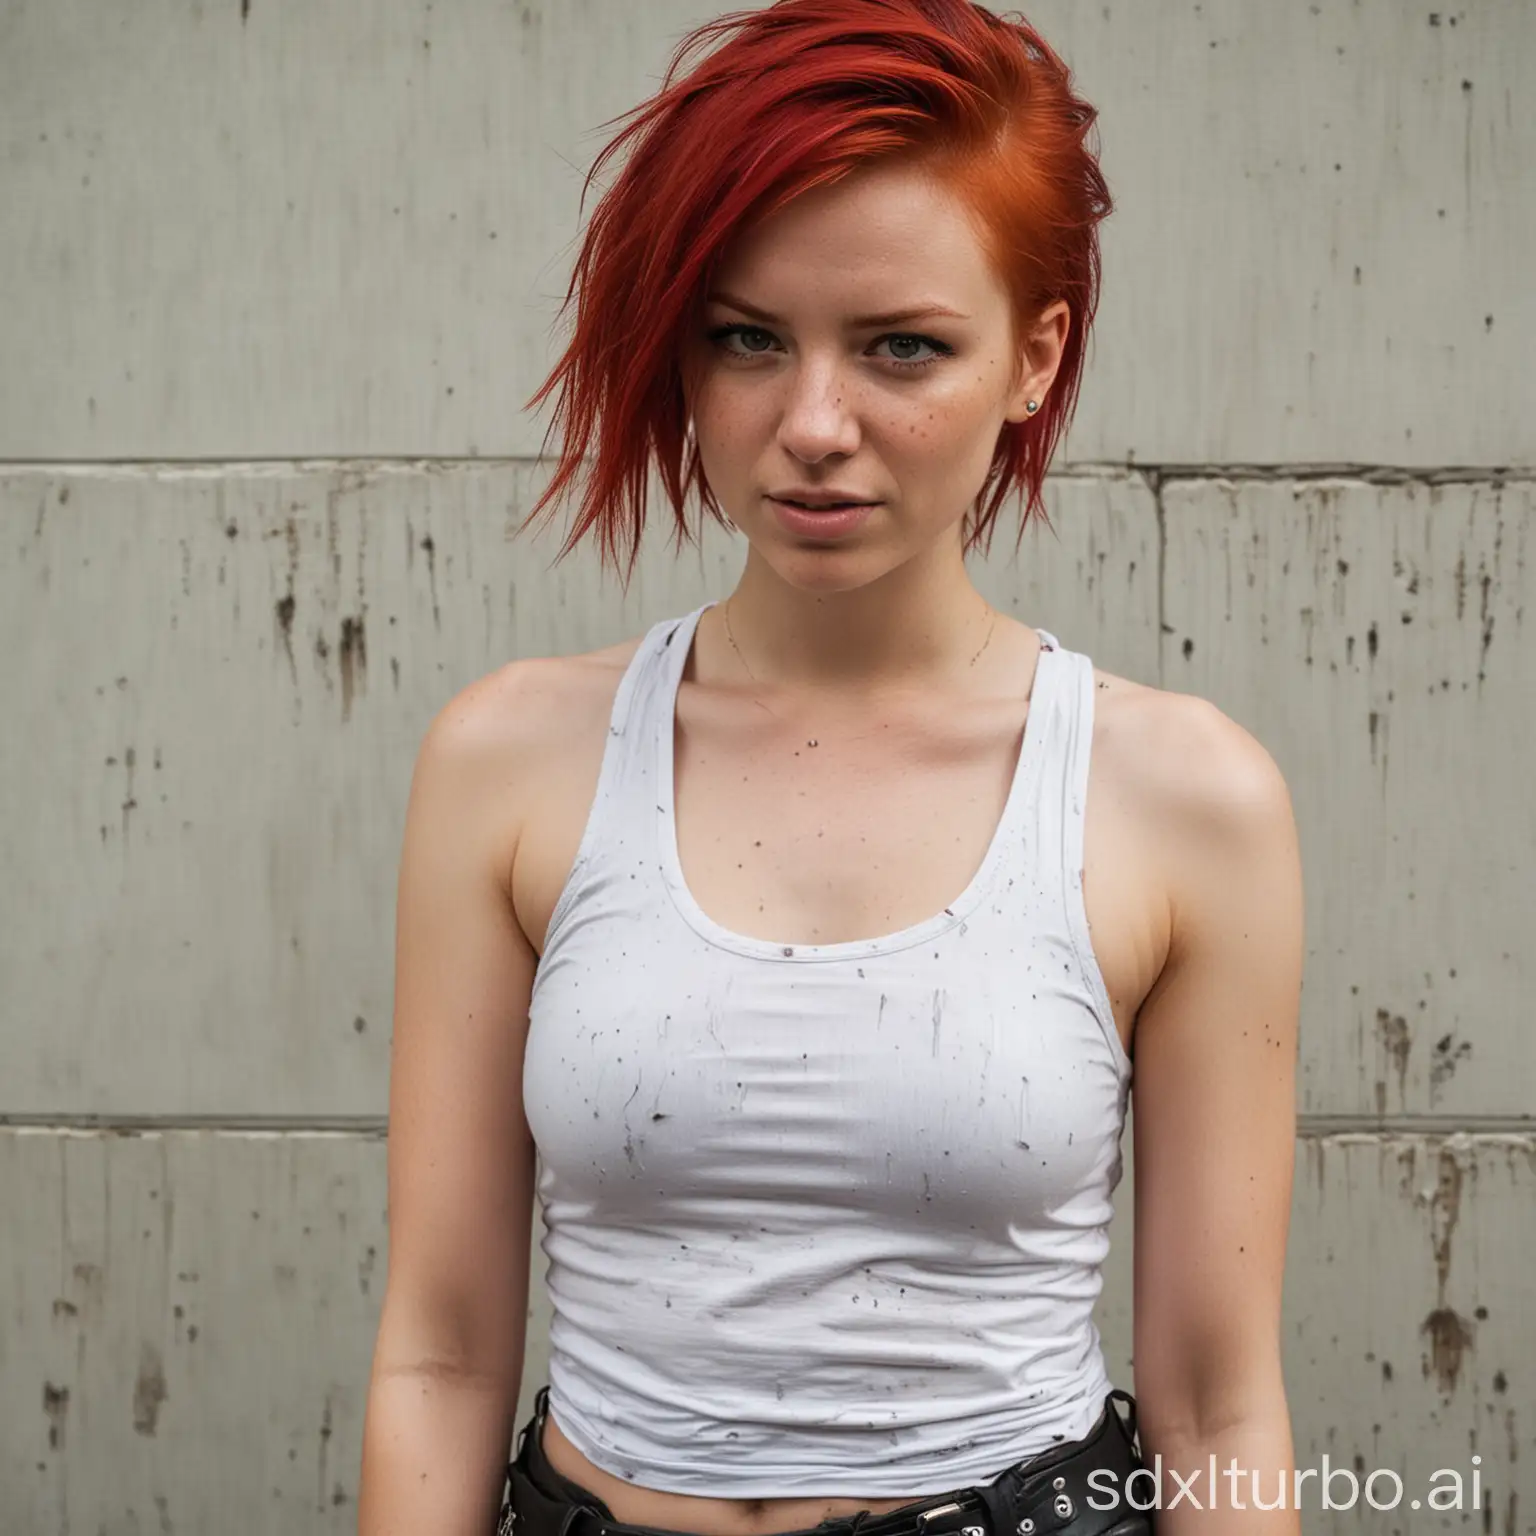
[653,600,1061,964]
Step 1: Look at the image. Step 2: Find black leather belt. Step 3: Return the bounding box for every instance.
[496,1388,1153,1536]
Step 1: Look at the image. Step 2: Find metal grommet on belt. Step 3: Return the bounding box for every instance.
[1015,1521,1033,1534]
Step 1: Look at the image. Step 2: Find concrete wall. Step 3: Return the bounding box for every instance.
[1,2,1530,1531]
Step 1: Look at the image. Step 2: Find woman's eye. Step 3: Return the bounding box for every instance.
[709,324,779,357]
[706,324,952,371]
[870,334,950,368]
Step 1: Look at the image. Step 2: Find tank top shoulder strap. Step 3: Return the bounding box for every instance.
[1012,629,1128,1077]
[539,604,710,955]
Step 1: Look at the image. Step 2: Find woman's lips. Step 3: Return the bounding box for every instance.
[766,496,878,539]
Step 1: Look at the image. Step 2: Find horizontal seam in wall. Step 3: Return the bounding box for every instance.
[0,1114,390,1136]
[0,457,1530,484]
[0,1113,1532,1137]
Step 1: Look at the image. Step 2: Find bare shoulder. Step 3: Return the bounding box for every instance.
[1083,666,1302,1028]
[410,634,646,879]
[421,634,644,771]
[1090,666,1292,821]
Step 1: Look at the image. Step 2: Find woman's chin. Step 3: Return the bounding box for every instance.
[753,545,901,596]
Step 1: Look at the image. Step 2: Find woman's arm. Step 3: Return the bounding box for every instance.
[1127,695,1304,1533]
[357,672,544,1536]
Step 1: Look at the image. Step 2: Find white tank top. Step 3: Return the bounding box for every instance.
[523,601,1133,1498]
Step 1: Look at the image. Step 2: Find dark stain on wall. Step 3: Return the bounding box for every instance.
[133,1344,168,1437]
[339,614,368,721]
[42,1382,69,1450]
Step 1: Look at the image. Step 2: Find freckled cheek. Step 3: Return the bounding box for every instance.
[693,378,775,447]
[691,398,757,471]
[888,383,1000,452]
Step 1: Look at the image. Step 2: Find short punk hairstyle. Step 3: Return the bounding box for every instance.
[522,0,1113,579]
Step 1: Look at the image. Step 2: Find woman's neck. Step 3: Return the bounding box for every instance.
[714,544,1008,696]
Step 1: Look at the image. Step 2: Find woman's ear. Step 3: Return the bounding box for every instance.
[1004,299,1071,423]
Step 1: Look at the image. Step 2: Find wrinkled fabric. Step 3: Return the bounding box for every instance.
[523,602,1132,1497]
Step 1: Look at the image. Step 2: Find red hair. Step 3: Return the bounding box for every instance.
[521,0,1112,579]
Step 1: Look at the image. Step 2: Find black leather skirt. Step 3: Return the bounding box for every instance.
[496,1387,1154,1536]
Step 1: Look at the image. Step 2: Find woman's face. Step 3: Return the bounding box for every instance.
[684,156,1068,593]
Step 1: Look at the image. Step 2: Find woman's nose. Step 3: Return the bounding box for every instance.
[775,359,861,463]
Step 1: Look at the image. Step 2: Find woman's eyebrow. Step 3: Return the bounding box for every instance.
[707,290,970,326]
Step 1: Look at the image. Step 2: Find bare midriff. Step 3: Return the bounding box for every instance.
[541,1409,929,1536]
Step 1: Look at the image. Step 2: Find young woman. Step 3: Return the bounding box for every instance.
[358,3,1304,1533]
